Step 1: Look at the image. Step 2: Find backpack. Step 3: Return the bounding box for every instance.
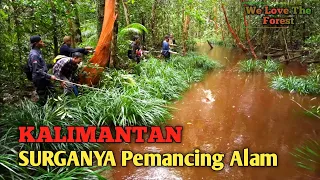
[53,55,68,64]
[23,63,33,81]
[127,49,133,59]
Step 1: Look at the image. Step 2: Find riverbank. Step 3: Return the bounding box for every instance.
[107,45,320,179]
[0,53,220,179]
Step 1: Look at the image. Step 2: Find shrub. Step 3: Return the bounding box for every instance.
[271,73,320,95]
[238,59,281,73]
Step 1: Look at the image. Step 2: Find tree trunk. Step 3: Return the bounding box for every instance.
[213,7,218,31]
[70,0,82,44]
[97,0,105,37]
[151,0,158,48]
[141,13,146,44]
[221,4,248,52]
[50,1,59,56]
[121,0,130,25]
[182,14,190,56]
[12,1,22,66]
[66,2,76,48]
[241,0,257,59]
[110,0,119,68]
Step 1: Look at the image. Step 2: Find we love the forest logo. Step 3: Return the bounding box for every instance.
[243,3,312,27]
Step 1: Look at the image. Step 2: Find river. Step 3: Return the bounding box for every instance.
[105,45,320,180]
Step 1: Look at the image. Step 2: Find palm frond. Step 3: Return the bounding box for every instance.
[118,23,148,38]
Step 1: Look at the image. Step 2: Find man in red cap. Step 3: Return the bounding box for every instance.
[28,35,56,105]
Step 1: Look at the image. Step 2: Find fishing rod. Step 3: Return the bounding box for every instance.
[54,78,106,93]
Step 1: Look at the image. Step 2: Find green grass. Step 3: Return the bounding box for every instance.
[270,72,320,95]
[238,59,281,73]
[291,139,320,172]
[0,53,220,179]
[0,99,100,152]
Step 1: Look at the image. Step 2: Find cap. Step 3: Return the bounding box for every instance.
[30,35,41,44]
[72,52,83,58]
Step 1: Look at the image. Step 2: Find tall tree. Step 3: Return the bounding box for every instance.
[151,0,159,48]
[49,0,59,56]
[241,0,257,59]
[70,0,83,44]
[97,0,105,37]
[121,0,130,25]
[110,0,119,68]
[221,4,248,52]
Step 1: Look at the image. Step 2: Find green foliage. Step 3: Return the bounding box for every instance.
[79,21,98,48]
[270,73,320,95]
[68,87,170,126]
[291,140,320,172]
[135,54,220,100]
[238,59,257,72]
[119,23,148,39]
[0,99,100,152]
[238,59,281,73]
[30,166,109,180]
[0,129,107,180]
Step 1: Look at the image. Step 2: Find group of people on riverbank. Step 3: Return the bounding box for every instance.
[27,35,93,105]
[128,34,179,63]
[27,33,179,106]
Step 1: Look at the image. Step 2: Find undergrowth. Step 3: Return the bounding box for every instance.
[238,59,282,73]
[0,53,220,179]
[291,139,320,172]
[271,64,320,95]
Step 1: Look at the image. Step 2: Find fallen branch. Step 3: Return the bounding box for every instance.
[207,40,214,49]
[264,52,287,57]
[305,60,320,64]
[269,48,305,53]
[291,98,320,119]
[281,55,303,62]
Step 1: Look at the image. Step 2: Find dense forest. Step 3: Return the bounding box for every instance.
[0,0,320,179]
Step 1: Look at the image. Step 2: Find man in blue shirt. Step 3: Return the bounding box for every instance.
[162,35,178,61]
[28,35,57,105]
[59,36,92,57]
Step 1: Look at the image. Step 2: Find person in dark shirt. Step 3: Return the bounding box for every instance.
[169,33,178,51]
[53,52,83,96]
[28,35,57,105]
[131,35,143,63]
[162,35,178,61]
[59,36,93,57]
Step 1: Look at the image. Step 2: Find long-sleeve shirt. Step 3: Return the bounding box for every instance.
[53,57,78,81]
[59,44,89,57]
[131,42,141,60]
[28,48,52,81]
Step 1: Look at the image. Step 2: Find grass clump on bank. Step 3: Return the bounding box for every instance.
[0,53,220,179]
[271,64,320,95]
[238,59,282,73]
[291,139,320,172]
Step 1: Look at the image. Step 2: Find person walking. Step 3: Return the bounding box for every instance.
[161,35,178,61]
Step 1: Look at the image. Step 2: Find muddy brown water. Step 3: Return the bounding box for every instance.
[105,45,320,180]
